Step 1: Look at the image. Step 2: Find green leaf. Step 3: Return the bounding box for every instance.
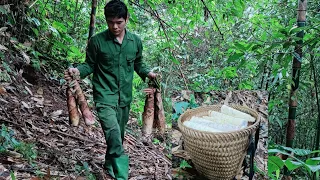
[52,21,67,33]
[10,171,16,180]
[234,42,248,51]
[169,54,180,65]
[147,0,156,9]
[227,52,244,62]
[306,157,320,165]
[221,66,238,79]
[49,26,59,35]
[261,31,267,41]
[268,156,284,179]
[31,17,41,26]
[289,26,310,35]
[0,5,8,15]
[172,101,190,120]
[174,102,189,114]
[285,159,303,171]
[179,160,192,169]
[311,150,320,154]
[32,28,39,36]
[308,164,320,173]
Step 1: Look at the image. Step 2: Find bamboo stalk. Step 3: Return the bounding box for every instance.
[284,0,307,177]
[311,53,320,155]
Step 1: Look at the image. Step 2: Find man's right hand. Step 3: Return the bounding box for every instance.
[64,68,80,81]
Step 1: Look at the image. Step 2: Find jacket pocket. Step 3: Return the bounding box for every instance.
[100,52,114,72]
[126,55,135,72]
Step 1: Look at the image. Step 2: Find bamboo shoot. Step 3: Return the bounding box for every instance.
[154,88,165,134]
[142,88,156,136]
[72,80,95,125]
[220,105,255,122]
[67,88,80,126]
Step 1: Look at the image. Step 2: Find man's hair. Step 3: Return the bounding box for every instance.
[104,0,128,20]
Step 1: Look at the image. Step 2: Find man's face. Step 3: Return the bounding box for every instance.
[107,17,128,36]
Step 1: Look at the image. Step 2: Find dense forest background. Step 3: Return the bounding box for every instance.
[1,0,320,179]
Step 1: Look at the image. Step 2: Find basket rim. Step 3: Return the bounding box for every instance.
[178,104,260,135]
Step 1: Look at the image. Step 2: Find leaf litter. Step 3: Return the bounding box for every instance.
[0,73,171,179]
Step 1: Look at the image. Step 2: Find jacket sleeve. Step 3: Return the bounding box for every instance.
[134,37,150,82]
[77,37,97,79]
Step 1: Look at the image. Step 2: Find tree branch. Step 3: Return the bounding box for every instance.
[200,0,224,39]
[128,0,186,41]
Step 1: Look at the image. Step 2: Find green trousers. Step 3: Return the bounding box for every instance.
[96,103,130,180]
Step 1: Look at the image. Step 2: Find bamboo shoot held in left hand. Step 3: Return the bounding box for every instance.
[67,87,80,126]
[72,79,95,125]
[142,88,156,136]
[154,88,165,134]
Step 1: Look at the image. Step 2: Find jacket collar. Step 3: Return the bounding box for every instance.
[106,29,134,42]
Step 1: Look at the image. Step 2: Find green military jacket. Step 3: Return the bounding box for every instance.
[77,29,150,107]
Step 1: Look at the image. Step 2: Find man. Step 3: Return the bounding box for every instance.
[64,1,156,179]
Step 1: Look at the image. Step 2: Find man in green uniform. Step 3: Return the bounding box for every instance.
[64,1,156,179]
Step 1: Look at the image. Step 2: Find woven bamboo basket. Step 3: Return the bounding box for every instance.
[178,105,260,180]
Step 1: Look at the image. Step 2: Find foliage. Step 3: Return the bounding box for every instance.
[75,161,96,180]
[152,138,160,145]
[1,0,320,178]
[172,94,199,120]
[179,159,192,169]
[268,145,320,179]
[0,124,37,163]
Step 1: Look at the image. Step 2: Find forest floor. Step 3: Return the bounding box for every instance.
[171,90,269,180]
[0,68,171,180]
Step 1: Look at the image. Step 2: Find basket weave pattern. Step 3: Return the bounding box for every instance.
[178,105,260,180]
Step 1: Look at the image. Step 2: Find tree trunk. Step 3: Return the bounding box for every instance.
[311,54,320,154]
[283,0,307,177]
[88,0,97,40]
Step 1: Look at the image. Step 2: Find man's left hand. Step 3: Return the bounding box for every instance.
[147,72,157,79]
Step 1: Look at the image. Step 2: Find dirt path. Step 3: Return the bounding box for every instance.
[0,74,171,180]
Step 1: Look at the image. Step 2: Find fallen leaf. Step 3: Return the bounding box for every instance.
[31,97,44,104]
[21,101,31,109]
[0,86,7,94]
[25,86,33,96]
[0,98,8,104]
[0,44,8,51]
[181,90,192,100]
[0,27,8,33]
[23,41,32,47]
[20,50,30,64]
[51,110,63,118]
[172,145,181,153]
[172,130,182,145]
[203,96,211,104]
[37,87,43,95]
[172,149,190,160]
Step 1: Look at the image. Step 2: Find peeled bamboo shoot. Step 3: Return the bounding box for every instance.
[184,116,242,132]
[184,120,223,132]
[206,111,248,127]
[220,105,255,122]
